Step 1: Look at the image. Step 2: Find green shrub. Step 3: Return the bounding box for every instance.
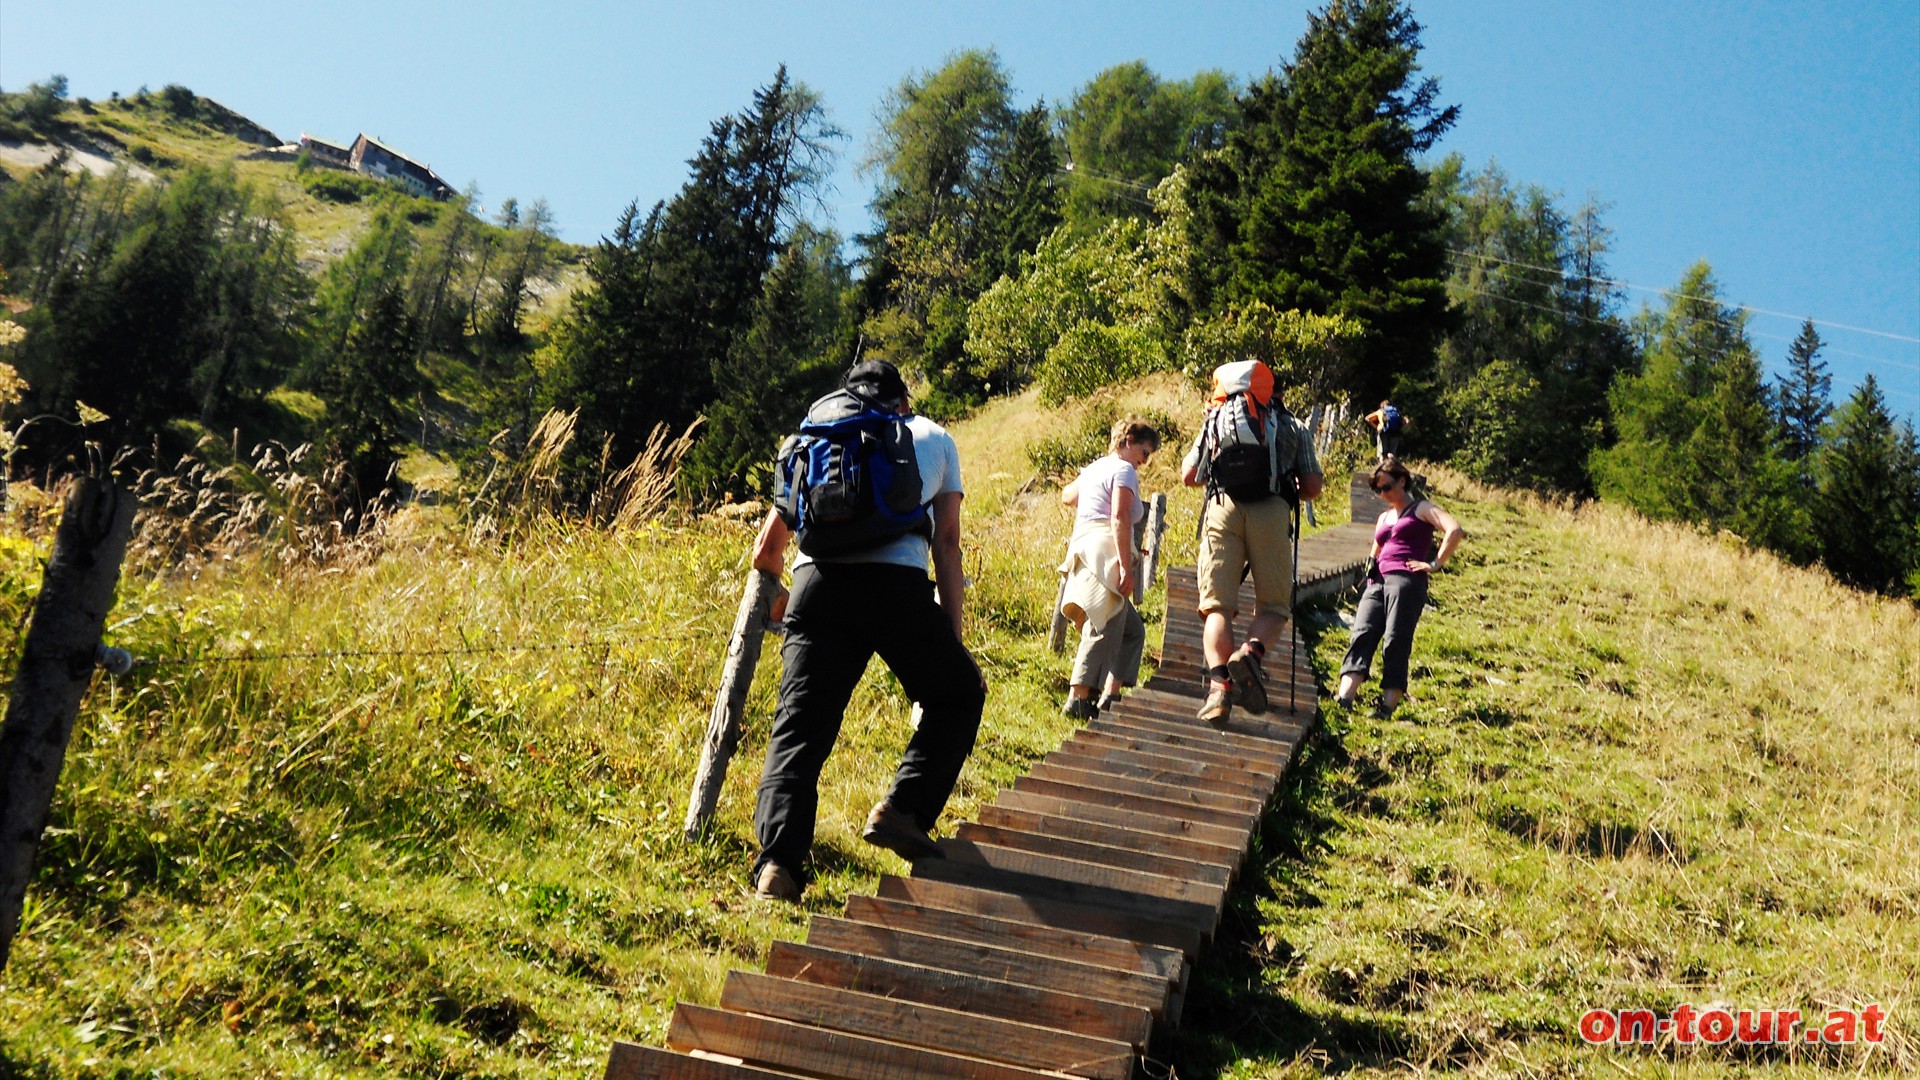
[301,170,387,205]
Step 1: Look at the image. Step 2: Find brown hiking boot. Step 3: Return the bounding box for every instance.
[753,862,801,904]
[861,801,942,861]
[1227,644,1269,715]
[1197,682,1233,727]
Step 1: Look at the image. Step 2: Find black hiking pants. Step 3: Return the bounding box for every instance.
[753,562,985,883]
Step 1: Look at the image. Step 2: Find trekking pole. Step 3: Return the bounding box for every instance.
[1290,495,1301,716]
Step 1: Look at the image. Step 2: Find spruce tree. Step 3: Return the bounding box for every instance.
[1775,318,1831,475]
[1813,375,1920,593]
[1185,0,1457,406]
[541,68,840,500]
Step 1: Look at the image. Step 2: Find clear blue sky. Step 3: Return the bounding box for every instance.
[5,0,1916,415]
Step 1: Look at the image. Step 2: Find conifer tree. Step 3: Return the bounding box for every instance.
[681,235,846,500]
[309,210,424,500]
[542,67,840,500]
[1775,318,1831,475]
[1185,0,1456,406]
[1813,375,1920,594]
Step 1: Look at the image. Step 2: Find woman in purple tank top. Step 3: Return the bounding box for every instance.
[1334,456,1466,718]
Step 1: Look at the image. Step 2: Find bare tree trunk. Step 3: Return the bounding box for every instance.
[0,477,135,972]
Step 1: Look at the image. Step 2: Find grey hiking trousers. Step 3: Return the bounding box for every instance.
[1339,571,1430,692]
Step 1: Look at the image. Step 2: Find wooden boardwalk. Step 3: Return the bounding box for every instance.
[605,478,1381,1080]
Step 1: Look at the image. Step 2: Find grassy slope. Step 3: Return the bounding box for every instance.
[1174,468,1919,1077]
[1,381,1913,1077]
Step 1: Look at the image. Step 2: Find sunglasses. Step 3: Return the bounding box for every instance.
[1370,474,1403,492]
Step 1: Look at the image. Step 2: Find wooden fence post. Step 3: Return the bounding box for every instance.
[1138,493,1167,601]
[1046,574,1070,654]
[684,569,779,840]
[0,477,136,973]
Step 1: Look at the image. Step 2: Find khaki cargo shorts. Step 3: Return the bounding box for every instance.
[1196,496,1293,618]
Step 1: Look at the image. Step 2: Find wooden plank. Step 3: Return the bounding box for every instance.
[1064,728,1282,778]
[977,804,1244,869]
[955,822,1233,886]
[1136,677,1319,725]
[993,789,1247,849]
[874,875,1204,958]
[1012,776,1257,832]
[670,1003,1061,1080]
[842,894,1183,981]
[1092,709,1302,756]
[938,837,1228,911]
[1052,734,1278,780]
[1024,762,1266,815]
[912,857,1220,943]
[1045,747,1275,799]
[804,916,1175,1017]
[765,941,1154,1047]
[1092,711,1300,757]
[719,971,1136,1080]
[604,1041,802,1080]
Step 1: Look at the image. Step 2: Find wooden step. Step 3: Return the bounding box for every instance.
[1024,762,1267,816]
[1064,728,1284,778]
[976,804,1244,869]
[803,916,1175,1017]
[765,941,1155,1047]
[670,1003,1064,1080]
[937,838,1229,913]
[1044,747,1275,799]
[1011,775,1258,832]
[842,894,1185,981]
[875,875,1203,958]
[913,855,1220,943]
[954,822,1234,887]
[1091,710,1302,756]
[992,789,1248,850]
[718,970,1137,1080]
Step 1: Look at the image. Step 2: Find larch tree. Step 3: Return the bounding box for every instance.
[1590,262,1808,558]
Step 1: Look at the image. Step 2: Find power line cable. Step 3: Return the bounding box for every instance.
[1447,248,1920,345]
[1452,285,1920,403]
[1449,258,1920,374]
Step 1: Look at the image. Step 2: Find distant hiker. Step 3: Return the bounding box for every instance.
[1334,455,1466,718]
[1364,399,1410,461]
[748,359,986,903]
[1181,360,1324,727]
[1058,418,1161,720]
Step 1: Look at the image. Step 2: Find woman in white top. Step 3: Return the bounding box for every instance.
[1058,418,1160,719]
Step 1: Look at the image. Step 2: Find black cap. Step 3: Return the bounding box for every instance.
[844,359,908,407]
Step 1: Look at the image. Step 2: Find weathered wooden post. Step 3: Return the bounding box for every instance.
[1046,574,1070,654]
[0,476,136,972]
[1137,493,1167,601]
[683,569,780,840]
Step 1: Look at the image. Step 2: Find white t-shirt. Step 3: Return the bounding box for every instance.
[798,414,964,572]
[1073,454,1143,526]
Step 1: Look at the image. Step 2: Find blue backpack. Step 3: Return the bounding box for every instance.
[774,389,931,557]
[1381,404,1405,435]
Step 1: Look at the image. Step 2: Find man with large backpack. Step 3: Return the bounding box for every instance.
[746,359,985,903]
[1181,360,1324,726]
[1364,399,1410,461]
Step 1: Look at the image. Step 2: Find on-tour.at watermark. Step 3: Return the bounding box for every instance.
[1579,1004,1888,1046]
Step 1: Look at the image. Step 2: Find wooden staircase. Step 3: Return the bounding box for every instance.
[604,478,1382,1080]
